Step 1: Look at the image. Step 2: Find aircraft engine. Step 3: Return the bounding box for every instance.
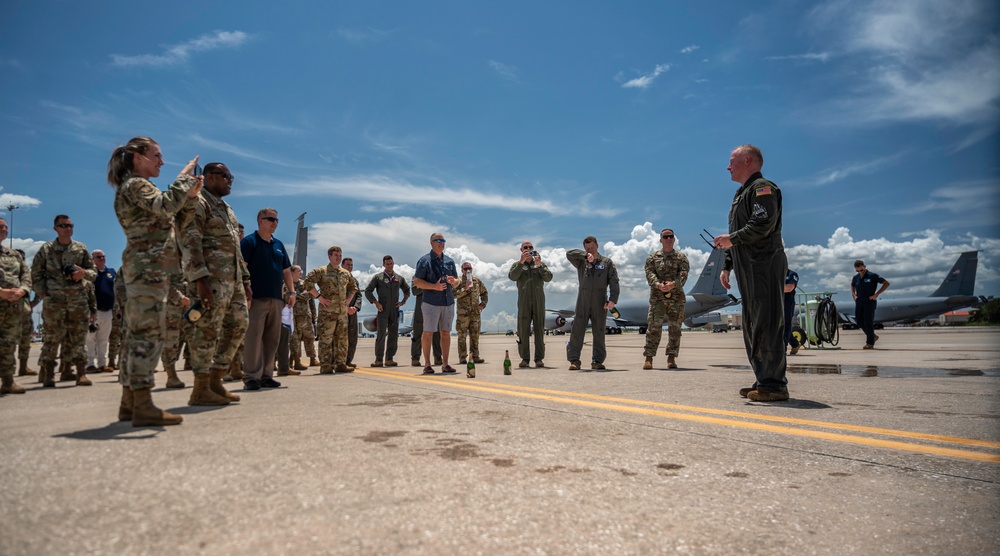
[362,316,378,333]
[544,314,567,332]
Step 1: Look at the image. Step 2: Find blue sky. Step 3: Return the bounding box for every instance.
[2,0,998,329]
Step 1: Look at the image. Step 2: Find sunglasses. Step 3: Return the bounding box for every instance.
[260,217,278,223]
[521,245,534,251]
[208,171,234,180]
[433,238,446,243]
[56,223,74,229]
[94,255,106,259]
[661,234,674,239]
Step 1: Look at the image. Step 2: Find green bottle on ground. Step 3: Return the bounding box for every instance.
[467,359,476,378]
[503,350,512,375]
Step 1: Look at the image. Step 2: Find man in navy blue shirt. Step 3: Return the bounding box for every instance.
[784,268,800,355]
[240,208,296,390]
[851,260,890,350]
[412,232,458,374]
[85,249,116,371]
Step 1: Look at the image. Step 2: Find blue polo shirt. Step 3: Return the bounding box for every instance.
[240,231,291,301]
[94,267,117,311]
[414,250,457,307]
[852,271,885,304]
[784,269,798,299]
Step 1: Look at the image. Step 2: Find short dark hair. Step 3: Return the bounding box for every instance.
[583,236,597,245]
[328,246,342,256]
[660,228,674,236]
[854,260,865,268]
[383,255,393,263]
[343,257,353,263]
[54,214,70,226]
[203,162,226,174]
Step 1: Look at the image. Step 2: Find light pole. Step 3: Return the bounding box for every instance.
[5,204,16,248]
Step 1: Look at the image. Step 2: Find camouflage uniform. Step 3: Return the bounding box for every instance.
[178,187,249,378]
[364,271,411,363]
[303,264,357,372]
[17,299,35,372]
[160,272,191,370]
[643,249,690,358]
[453,274,488,362]
[114,173,196,389]
[31,239,96,378]
[113,268,129,370]
[1,246,31,380]
[346,274,362,365]
[289,279,316,363]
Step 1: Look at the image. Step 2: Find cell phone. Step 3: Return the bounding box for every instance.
[193,164,202,177]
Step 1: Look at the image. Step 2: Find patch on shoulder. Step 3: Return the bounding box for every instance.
[755,186,772,196]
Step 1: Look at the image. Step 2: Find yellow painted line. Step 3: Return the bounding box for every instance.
[357,368,1000,463]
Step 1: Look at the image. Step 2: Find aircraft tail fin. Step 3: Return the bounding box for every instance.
[689,248,728,297]
[930,251,977,297]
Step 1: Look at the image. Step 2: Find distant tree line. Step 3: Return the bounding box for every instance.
[968,299,1000,324]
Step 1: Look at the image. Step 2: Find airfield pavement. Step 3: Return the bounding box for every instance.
[1,326,999,555]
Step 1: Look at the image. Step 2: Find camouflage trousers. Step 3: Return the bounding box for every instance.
[189,279,249,376]
[161,299,192,367]
[290,314,316,361]
[456,311,482,359]
[119,270,172,390]
[316,310,348,368]
[39,297,89,369]
[107,310,122,366]
[643,298,685,357]
[16,310,32,363]
[0,304,25,378]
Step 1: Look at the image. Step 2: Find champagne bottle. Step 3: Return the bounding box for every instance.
[610,306,621,319]
[466,359,476,378]
[503,350,512,375]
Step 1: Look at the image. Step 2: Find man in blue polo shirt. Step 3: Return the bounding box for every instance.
[412,232,458,375]
[851,259,890,350]
[85,249,116,372]
[240,208,296,390]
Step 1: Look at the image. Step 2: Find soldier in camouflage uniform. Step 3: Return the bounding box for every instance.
[288,265,317,369]
[225,224,250,382]
[178,162,248,406]
[112,267,128,372]
[108,136,201,426]
[31,215,97,387]
[303,246,358,373]
[454,261,488,364]
[0,218,31,394]
[643,229,689,369]
[364,255,410,367]
[13,249,38,377]
[159,270,190,388]
[342,257,363,368]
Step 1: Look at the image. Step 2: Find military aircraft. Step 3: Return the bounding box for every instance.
[545,247,739,334]
[839,251,982,328]
[361,308,415,336]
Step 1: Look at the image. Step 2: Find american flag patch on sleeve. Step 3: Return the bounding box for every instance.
[755,186,772,196]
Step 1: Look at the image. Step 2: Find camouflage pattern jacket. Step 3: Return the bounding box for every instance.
[0,245,31,314]
[114,174,196,284]
[178,188,245,287]
[303,264,357,315]
[644,249,689,303]
[453,275,488,317]
[30,240,96,302]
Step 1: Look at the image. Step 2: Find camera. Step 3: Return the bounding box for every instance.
[88,322,99,333]
[61,264,77,277]
[531,251,538,257]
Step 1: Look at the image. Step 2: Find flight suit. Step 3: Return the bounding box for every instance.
[454,274,488,362]
[365,271,410,363]
[724,171,788,394]
[565,249,620,366]
[508,259,552,364]
[643,249,689,358]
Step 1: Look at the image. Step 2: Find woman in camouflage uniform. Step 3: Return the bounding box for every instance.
[107,137,202,427]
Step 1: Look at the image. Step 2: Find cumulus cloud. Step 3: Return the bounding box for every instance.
[0,191,43,209]
[111,30,250,68]
[621,64,670,90]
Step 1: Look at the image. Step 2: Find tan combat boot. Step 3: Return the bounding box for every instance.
[132,387,183,426]
[309,357,320,367]
[42,361,56,388]
[59,361,76,382]
[1,376,26,394]
[188,373,231,406]
[76,364,92,386]
[118,386,134,421]
[667,355,677,369]
[18,359,37,376]
[643,357,653,370]
[228,360,244,381]
[209,369,240,402]
[293,359,308,371]
[164,364,185,389]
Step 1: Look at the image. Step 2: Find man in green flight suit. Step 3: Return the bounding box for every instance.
[508,240,552,368]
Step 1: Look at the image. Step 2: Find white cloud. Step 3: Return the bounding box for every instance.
[621,64,670,90]
[891,180,1000,228]
[111,31,249,68]
[191,134,297,168]
[489,60,519,81]
[765,52,831,62]
[808,0,999,125]
[0,191,43,209]
[680,45,700,54]
[785,151,907,188]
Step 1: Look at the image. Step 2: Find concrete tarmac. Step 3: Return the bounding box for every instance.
[2,327,999,555]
